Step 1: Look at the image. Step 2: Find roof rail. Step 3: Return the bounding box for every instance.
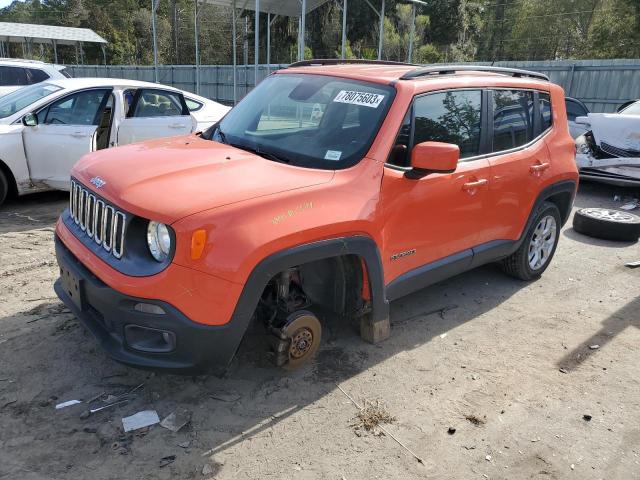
[289,59,417,68]
[0,57,47,64]
[400,65,549,82]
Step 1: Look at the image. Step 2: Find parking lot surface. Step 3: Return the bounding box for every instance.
[0,183,638,480]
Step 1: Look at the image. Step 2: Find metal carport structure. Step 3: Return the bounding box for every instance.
[151,0,389,103]
[0,22,108,64]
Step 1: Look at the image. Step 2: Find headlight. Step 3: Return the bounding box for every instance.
[575,134,591,155]
[147,221,172,262]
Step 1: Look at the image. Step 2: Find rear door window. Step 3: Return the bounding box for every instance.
[130,89,187,118]
[539,92,553,131]
[492,90,534,151]
[412,90,482,159]
[0,66,28,86]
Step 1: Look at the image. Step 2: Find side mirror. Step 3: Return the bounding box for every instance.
[407,141,459,179]
[22,112,38,127]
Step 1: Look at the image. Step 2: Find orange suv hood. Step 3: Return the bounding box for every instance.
[72,135,334,223]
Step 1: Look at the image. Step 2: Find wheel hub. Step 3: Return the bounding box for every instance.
[528,214,557,270]
[289,328,313,359]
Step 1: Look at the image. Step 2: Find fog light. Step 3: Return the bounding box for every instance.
[124,325,176,353]
[134,302,166,315]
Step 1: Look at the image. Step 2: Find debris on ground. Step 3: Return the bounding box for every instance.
[209,391,241,403]
[160,409,192,432]
[485,454,492,461]
[589,344,600,350]
[531,437,541,443]
[159,455,176,468]
[583,414,592,422]
[122,410,160,433]
[464,414,486,426]
[559,368,568,374]
[353,399,396,431]
[178,440,191,449]
[80,399,129,419]
[625,260,640,268]
[447,427,456,435]
[55,399,82,410]
[202,463,214,476]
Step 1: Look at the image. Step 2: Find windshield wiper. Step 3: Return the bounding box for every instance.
[229,143,290,164]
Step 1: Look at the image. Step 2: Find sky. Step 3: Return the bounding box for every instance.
[0,0,16,9]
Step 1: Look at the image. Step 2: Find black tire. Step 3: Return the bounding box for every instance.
[0,170,8,206]
[573,208,640,242]
[501,201,562,281]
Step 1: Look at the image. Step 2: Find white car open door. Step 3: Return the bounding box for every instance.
[117,88,193,145]
[22,88,112,190]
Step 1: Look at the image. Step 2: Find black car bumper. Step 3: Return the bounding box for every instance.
[54,236,246,374]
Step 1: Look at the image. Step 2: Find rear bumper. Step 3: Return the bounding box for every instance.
[54,236,247,374]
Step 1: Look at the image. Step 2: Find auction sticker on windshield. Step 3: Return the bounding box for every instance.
[333,90,385,108]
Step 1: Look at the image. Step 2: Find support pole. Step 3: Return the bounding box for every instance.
[266,12,270,73]
[341,0,347,59]
[195,0,200,94]
[151,0,159,83]
[377,0,385,60]
[300,0,306,60]
[232,0,237,104]
[254,0,259,87]
[53,39,58,64]
[102,45,107,66]
[408,2,415,63]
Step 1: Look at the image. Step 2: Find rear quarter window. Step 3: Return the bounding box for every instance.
[27,68,50,84]
[540,92,552,131]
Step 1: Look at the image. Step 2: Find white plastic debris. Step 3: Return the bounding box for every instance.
[122,410,160,432]
[160,409,192,432]
[55,399,82,410]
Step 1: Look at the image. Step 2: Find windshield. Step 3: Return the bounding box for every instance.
[0,83,63,119]
[621,101,640,115]
[206,74,395,169]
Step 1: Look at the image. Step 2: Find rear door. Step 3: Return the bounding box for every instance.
[381,89,493,283]
[117,88,193,145]
[483,89,552,241]
[23,88,112,190]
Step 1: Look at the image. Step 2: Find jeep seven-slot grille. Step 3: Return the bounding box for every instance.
[69,180,126,259]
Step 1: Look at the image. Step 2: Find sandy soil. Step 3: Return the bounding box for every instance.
[0,183,639,480]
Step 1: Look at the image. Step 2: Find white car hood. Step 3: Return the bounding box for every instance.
[579,113,640,151]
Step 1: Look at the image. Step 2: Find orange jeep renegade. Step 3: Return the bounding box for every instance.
[54,61,578,373]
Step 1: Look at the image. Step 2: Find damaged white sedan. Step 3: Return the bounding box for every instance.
[0,78,229,205]
[575,100,640,187]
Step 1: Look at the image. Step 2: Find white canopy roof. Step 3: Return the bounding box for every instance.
[202,0,332,17]
[0,22,107,45]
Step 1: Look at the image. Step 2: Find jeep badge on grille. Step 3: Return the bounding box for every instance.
[90,176,106,188]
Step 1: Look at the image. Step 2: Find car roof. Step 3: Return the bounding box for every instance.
[276,62,552,90]
[44,77,180,91]
[0,58,65,69]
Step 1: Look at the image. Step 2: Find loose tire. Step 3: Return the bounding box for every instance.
[0,170,8,206]
[573,208,640,242]
[501,201,562,281]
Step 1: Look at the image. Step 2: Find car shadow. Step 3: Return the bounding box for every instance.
[0,190,68,234]
[556,296,640,373]
[0,260,532,479]
[562,227,638,247]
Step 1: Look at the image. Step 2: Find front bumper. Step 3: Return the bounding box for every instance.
[54,236,247,374]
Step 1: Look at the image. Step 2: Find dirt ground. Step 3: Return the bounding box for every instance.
[0,182,639,480]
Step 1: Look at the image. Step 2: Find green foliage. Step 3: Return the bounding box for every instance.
[0,0,637,64]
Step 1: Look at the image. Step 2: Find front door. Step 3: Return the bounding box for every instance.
[23,88,111,190]
[380,89,492,284]
[117,88,193,145]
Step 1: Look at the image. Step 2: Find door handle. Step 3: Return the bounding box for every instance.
[168,123,186,129]
[530,162,550,174]
[71,131,87,138]
[462,179,488,191]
